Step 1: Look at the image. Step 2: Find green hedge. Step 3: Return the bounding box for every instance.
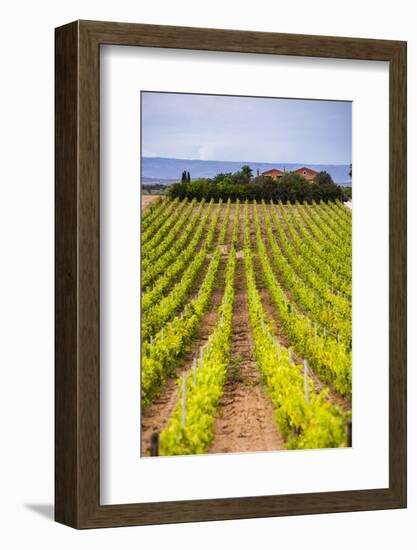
[166,176,346,203]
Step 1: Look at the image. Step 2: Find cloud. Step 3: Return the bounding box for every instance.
[141,92,352,164]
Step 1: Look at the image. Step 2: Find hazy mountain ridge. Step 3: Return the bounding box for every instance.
[142,157,352,185]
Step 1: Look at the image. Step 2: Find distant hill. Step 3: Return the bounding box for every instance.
[142,157,352,186]
[141,176,178,186]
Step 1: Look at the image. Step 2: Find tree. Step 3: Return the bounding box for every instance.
[341,185,352,200]
[314,171,334,185]
[240,165,253,182]
[277,172,311,202]
[167,168,344,202]
[187,171,191,183]
[348,164,352,178]
[181,170,187,183]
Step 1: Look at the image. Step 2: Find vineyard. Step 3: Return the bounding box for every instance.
[141,196,352,456]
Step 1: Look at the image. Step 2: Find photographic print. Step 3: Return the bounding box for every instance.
[140,91,352,457]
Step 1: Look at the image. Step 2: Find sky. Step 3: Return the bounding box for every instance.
[141,92,352,165]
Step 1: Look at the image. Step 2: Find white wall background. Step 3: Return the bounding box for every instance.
[0,0,415,547]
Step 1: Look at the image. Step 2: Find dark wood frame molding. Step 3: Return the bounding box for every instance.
[55,20,407,529]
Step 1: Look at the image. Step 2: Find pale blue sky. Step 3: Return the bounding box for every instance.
[141,92,352,165]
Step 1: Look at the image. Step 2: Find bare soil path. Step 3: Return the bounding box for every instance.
[208,208,284,454]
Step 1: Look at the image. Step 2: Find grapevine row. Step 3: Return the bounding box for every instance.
[244,205,348,449]
[141,197,179,242]
[141,248,223,409]
[249,202,352,398]
[142,200,222,313]
[142,198,190,259]
[142,199,207,290]
[286,203,352,294]
[331,200,352,224]
[278,201,352,299]
[141,200,221,340]
[312,201,351,245]
[269,202,351,314]
[141,196,166,230]
[302,202,352,262]
[294,202,352,280]
[319,200,352,234]
[141,196,163,222]
[258,203,351,344]
[142,198,198,267]
[274,202,352,307]
[159,236,237,455]
[303,203,352,263]
[141,201,233,408]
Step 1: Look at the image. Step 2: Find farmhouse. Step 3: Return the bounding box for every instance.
[260,166,319,182]
[261,168,285,180]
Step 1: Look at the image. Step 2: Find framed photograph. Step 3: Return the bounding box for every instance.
[55,20,406,528]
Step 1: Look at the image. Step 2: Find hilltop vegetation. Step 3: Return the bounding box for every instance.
[142,156,352,184]
[166,166,347,203]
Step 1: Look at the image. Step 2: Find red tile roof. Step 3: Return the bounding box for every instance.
[295,167,319,181]
[261,168,284,178]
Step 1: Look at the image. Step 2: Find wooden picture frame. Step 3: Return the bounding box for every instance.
[55,20,407,529]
